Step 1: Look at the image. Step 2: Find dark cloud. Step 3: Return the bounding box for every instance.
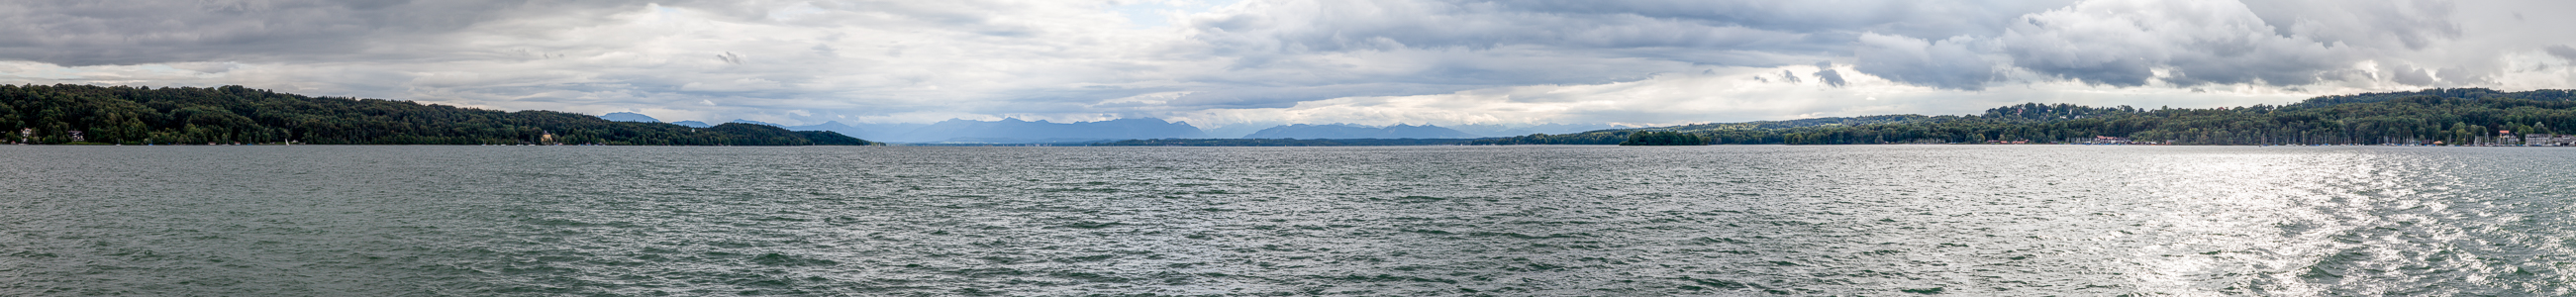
[1853,34,1994,89]
[1188,0,2080,66]
[1192,1,1813,54]
[1172,0,2068,103]
[1999,0,2359,87]
[1812,61,1847,87]
[1849,0,2474,89]
[2548,45,2576,61]
[717,52,744,65]
[0,0,600,65]
[2385,63,2435,86]
[2238,0,2458,50]
[1420,0,2080,43]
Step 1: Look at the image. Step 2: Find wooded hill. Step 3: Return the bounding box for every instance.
[0,84,868,146]
[1471,88,2576,146]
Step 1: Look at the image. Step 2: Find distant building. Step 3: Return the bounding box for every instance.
[2529,134,2576,147]
[2068,136,2130,145]
[66,131,83,143]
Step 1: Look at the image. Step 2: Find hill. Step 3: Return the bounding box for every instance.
[1472,88,2576,146]
[0,84,868,146]
[1241,124,1479,139]
[730,119,785,127]
[601,112,660,123]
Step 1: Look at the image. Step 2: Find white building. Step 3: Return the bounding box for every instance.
[2528,134,2576,147]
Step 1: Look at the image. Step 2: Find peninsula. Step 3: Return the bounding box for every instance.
[0,84,867,146]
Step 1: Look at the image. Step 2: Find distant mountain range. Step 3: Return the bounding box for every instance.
[789,122,928,142]
[602,113,1633,143]
[888,118,1206,143]
[1201,124,1276,139]
[1242,124,1478,139]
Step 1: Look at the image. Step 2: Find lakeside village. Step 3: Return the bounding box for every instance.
[5,129,287,146]
[2058,132,2576,147]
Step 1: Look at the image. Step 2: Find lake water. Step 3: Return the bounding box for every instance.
[2,146,2572,296]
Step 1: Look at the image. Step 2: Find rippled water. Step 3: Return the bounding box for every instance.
[2,146,2573,296]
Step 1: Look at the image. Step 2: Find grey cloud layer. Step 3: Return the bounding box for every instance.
[1855,0,2497,90]
[0,0,2563,126]
[2546,45,2576,61]
[0,0,613,66]
[1150,0,2096,109]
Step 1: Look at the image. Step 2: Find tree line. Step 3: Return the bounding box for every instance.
[1471,88,2576,146]
[0,84,869,146]
[1619,131,1705,146]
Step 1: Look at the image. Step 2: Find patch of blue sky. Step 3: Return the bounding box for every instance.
[1111,0,1239,28]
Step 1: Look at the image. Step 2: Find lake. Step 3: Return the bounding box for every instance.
[2,146,2571,296]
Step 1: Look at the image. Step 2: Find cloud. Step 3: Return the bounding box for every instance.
[1997,0,2360,87]
[1844,0,2488,90]
[1175,64,2315,126]
[2432,65,2484,85]
[0,0,2566,128]
[0,0,593,66]
[1854,33,1997,90]
[2384,63,2436,86]
[0,1,1196,122]
[1159,0,1881,107]
[2548,45,2576,61]
[1811,61,1848,87]
[716,52,743,64]
[2235,0,2457,51]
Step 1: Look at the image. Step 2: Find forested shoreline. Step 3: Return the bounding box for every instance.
[0,84,868,146]
[1472,88,2576,146]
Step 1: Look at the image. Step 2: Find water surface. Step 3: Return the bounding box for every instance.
[2,146,2571,295]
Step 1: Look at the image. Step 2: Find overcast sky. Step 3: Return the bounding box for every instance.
[2,0,2571,129]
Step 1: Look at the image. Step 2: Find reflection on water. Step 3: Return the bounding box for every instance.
[0,146,2571,295]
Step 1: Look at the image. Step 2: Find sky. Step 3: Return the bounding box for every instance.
[2,0,2572,129]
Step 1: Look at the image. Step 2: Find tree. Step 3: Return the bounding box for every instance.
[1620,131,1707,146]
